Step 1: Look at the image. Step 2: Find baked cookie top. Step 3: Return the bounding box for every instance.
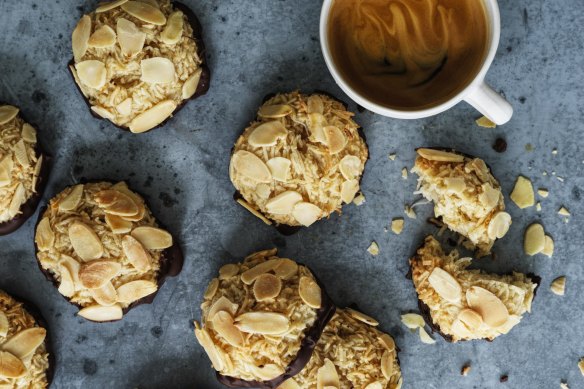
[278,309,402,389]
[70,0,206,133]
[230,91,368,227]
[0,290,50,388]
[35,181,174,322]
[412,148,511,256]
[0,105,44,225]
[410,236,538,342]
[195,249,328,384]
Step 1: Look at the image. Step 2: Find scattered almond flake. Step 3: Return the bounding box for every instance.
[475,116,496,128]
[418,327,435,344]
[404,205,416,219]
[510,176,535,208]
[353,192,366,206]
[578,358,584,376]
[552,148,558,155]
[388,153,397,161]
[556,176,565,182]
[537,189,549,198]
[558,206,570,216]
[550,276,565,296]
[391,218,404,234]
[401,168,408,179]
[367,241,379,256]
[524,223,545,256]
[400,313,425,329]
[536,202,542,212]
[236,198,272,225]
[461,364,471,376]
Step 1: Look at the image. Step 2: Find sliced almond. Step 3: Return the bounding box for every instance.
[12,140,29,167]
[194,322,225,371]
[0,105,19,125]
[510,176,535,209]
[339,155,361,180]
[32,155,43,192]
[479,183,500,210]
[487,211,512,240]
[21,123,37,143]
[182,68,202,99]
[265,191,302,215]
[466,286,509,328]
[0,351,26,378]
[59,255,81,291]
[116,280,157,304]
[95,190,139,216]
[273,258,298,280]
[218,264,239,279]
[248,121,287,147]
[72,15,91,61]
[451,308,483,338]
[96,0,128,12]
[253,274,282,301]
[35,217,54,251]
[237,198,272,225]
[204,278,219,300]
[416,148,464,163]
[110,182,145,221]
[241,259,281,285]
[105,214,133,234]
[323,126,347,154]
[542,235,554,257]
[116,98,133,116]
[317,359,339,389]
[307,95,324,114]
[378,333,396,352]
[308,113,327,144]
[401,313,425,329]
[231,150,272,183]
[299,276,321,309]
[428,267,462,303]
[365,382,383,389]
[130,226,173,250]
[341,179,359,204]
[58,264,76,298]
[292,202,322,227]
[258,104,293,119]
[207,296,238,321]
[59,184,84,211]
[117,18,146,57]
[129,99,176,133]
[212,311,244,347]
[8,184,25,218]
[0,155,13,187]
[88,25,116,48]
[550,276,566,296]
[79,260,121,289]
[78,304,123,322]
[524,223,545,256]
[277,378,301,389]
[419,327,436,344]
[121,1,166,24]
[381,350,394,380]
[69,222,104,261]
[266,157,291,182]
[160,10,184,44]
[347,308,378,326]
[0,312,8,338]
[90,282,118,306]
[234,312,289,335]
[76,60,107,89]
[2,328,46,359]
[140,57,176,84]
[122,235,152,271]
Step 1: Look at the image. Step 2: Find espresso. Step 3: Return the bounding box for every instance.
[328,0,488,110]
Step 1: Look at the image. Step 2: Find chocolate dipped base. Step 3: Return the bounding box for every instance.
[68,1,210,133]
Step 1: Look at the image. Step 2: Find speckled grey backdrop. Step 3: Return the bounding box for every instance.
[0,0,583,388]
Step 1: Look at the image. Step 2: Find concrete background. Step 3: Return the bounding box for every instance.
[0,0,583,388]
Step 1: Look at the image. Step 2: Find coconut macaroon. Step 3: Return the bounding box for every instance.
[230,91,368,229]
[278,309,402,389]
[194,249,335,387]
[70,0,210,133]
[34,181,183,322]
[0,104,49,235]
[0,290,51,388]
[412,148,511,256]
[410,236,539,342]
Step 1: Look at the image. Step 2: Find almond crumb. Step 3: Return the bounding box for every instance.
[560,382,569,389]
[537,189,549,198]
[550,276,566,296]
[367,241,379,256]
[552,148,558,155]
[391,218,404,234]
[510,176,534,208]
[476,116,496,128]
[401,168,408,180]
[558,207,570,216]
[388,153,397,161]
[461,364,471,376]
[404,205,417,219]
[352,193,366,206]
[578,358,584,376]
[536,202,542,212]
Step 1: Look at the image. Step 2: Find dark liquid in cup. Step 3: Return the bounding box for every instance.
[328,0,489,110]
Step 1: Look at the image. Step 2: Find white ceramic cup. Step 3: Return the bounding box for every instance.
[320,0,513,125]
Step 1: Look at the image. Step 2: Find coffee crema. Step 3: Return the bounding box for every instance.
[328,0,488,110]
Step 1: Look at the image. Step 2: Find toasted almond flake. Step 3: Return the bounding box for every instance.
[307,95,324,114]
[273,258,298,280]
[558,206,570,216]
[207,296,238,321]
[194,321,225,371]
[111,183,145,221]
[116,280,157,304]
[341,179,359,204]
[266,157,291,182]
[90,282,118,306]
[8,184,25,218]
[401,167,408,180]
[417,148,464,162]
[72,15,91,61]
[78,304,123,322]
[317,359,340,389]
[130,226,173,250]
[218,264,239,280]
[298,276,321,309]
[510,176,535,209]
[204,278,219,300]
[160,10,184,44]
[122,235,152,271]
[58,264,76,297]
[524,223,545,256]
[347,308,379,326]
[236,198,272,225]
[0,155,13,187]
[419,327,435,344]
[292,202,321,227]
[241,259,281,285]
[35,217,54,251]
[69,222,104,261]
[428,267,461,302]
[182,68,202,99]
[0,351,26,378]
[353,192,366,206]
[212,311,244,347]
[258,104,293,119]
[277,378,301,389]
[248,121,287,147]
[129,99,176,133]
[96,0,128,13]
[451,309,483,338]
[367,241,379,256]
[308,113,327,144]
[76,60,107,89]
[121,1,166,25]
[401,313,425,329]
[0,312,8,337]
[391,218,404,235]
[475,116,496,128]
[12,140,29,167]
[549,276,566,296]
[231,150,272,182]
[466,286,509,328]
[323,126,347,154]
[79,260,121,289]
[235,312,289,335]
[0,105,19,126]
[21,123,37,143]
[88,25,116,48]
[381,350,394,379]
[116,98,133,116]
[537,189,549,198]
[59,184,84,211]
[2,328,46,359]
[265,191,303,215]
[117,18,146,57]
[105,213,133,234]
[487,211,512,240]
[378,333,396,352]
[140,57,176,84]
[253,273,282,301]
[60,255,81,291]
[542,235,554,257]
[338,155,361,180]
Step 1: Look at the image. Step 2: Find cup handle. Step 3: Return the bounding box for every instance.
[464,81,513,125]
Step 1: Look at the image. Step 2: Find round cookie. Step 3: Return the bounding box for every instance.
[277,309,402,389]
[69,0,210,133]
[34,181,183,322]
[194,249,335,387]
[230,91,368,230]
[0,104,50,235]
[0,290,53,388]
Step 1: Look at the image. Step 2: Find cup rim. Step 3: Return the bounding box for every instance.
[319,0,501,119]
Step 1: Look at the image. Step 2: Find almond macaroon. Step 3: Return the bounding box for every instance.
[69,0,210,133]
[230,91,368,231]
[412,148,511,256]
[410,236,539,342]
[277,308,403,389]
[194,249,335,387]
[0,290,53,388]
[0,104,50,235]
[34,181,183,322]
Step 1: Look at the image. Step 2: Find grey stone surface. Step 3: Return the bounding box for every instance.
[0,0,583,388]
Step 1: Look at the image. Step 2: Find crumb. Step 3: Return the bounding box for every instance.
[552,148,558,155]
[461,364,471,376]
[353,193,366,206]
[391,218,404,234]
[476,116,496,128]
[404,205,417,219]
[543,171,548,176]
[367,241,379,256]
[500,374,509,383]
[536,202,542,212]
[537,189,549,198]
[401,168,408,180]
[388,153,397,161]
[556,176,565,182]
[558,206,570,216]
